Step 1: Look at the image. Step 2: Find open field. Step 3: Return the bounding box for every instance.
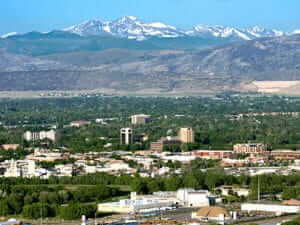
[0,89,215,99]
[253,81,300,95]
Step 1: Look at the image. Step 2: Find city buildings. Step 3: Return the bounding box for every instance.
[233,143,267,154]
[178,127,194,143]
[4,159,36,178]
[120,128,133,145]
[193,150,233,159]
[131,114,151,125]
[23,130,57,142]
[26,148,67,162]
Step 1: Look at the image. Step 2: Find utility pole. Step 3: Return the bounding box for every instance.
[257,176,260,202]
[40,206,43,225]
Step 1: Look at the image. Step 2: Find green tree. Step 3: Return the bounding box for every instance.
[22,203,55,219]
[0,199,12,216]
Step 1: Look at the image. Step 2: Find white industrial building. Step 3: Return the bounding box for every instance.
[176,188,215,207]
[241,203,300,216]
[98,192,174,214]
[98,189,215,214]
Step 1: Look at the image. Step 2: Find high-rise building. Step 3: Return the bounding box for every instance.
[179,128,195,143]
[120,128,133,145]
[131,114,151,125]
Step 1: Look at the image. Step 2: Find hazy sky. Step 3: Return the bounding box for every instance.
[2,0,300,34]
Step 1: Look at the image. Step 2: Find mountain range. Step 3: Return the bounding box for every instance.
[1,16,300,95]
[1,16,297,41]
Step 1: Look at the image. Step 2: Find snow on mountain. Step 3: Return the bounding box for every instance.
[292,30,300,35]
[1,32,18,39]
[246,26,284,38]
[189,25,285,40]
[62,16,296,41]
[64,16,185,40]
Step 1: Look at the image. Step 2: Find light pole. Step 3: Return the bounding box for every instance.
[40,206,43,225]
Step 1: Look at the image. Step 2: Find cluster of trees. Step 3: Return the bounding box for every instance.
[282,187,300,200]
[0,183,124,219]
[22,203,96,220]
[0,149,30,162]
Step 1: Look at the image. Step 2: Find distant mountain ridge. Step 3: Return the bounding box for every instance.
[1,16,298,41]
[1,34,300,94]
[1,16,300,95]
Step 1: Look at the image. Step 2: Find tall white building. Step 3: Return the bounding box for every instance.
[120,128,133,145]
[24,130,56,142]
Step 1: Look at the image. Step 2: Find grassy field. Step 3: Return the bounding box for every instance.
[14,184,131,192]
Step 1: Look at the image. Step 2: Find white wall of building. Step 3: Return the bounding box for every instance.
[241,203,300,215]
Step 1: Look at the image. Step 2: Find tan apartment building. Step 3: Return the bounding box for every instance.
[179,127,195,143]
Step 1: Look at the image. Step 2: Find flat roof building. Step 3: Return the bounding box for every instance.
[233,143,267,154]
[241,203,300,216]
[271,149,300,160]
[150,137,182,152]
[131,114,150,125]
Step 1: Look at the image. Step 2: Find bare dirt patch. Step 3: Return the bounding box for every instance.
[253,81,300,94]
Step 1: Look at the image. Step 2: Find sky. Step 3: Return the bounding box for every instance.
[1,0,300,35]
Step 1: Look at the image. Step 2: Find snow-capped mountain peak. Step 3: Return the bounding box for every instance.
[64,16,185,40]
[61,17,292,41]
[1,32,18,39]
[117,16,137,23]
[292,29,300,35]
[190,24,252,40]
